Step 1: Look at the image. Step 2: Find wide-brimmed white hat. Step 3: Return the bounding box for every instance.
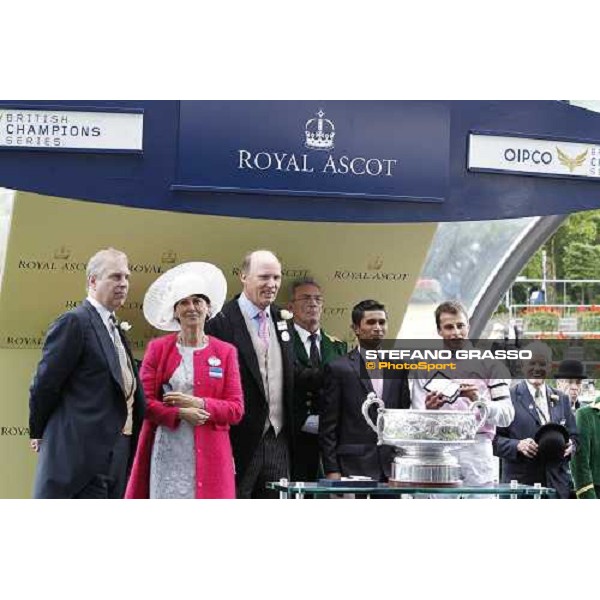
[143,262,227,331]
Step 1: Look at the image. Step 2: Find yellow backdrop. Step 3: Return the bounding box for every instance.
[0,191,436,497]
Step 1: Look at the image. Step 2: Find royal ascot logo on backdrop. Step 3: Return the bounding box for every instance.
[4,333,44,347]
[161,250,177,265]
[0,426,29,437]
[367,256,384,271]
[333,258,409,281]
[237,108,398,178]
[54,245,71,260]
[17,249,86,273]
[231,266,310,279]
[322,306,349,317]
[305,109,335,151]
[17,254,166,275]
[64,299,143,311]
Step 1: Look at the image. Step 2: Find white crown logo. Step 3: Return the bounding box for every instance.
[305,109,335,151]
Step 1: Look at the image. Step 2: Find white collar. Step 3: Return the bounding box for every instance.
[238,293,271,320]
[87,295,114,328]
[294,324,321,344]
[525,380,547,400]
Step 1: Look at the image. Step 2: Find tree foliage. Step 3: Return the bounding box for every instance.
[519,209,600,304]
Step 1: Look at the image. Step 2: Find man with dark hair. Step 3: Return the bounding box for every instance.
[206,249,296,498]
[413,300,513,487]
[434,300,469,331]
[288,277,346,482]
[319,299,410,481]
[29,248,145,498]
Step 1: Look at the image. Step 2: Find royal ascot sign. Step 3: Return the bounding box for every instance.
[173,101,450,203]
[468,133,600,179]
[0,107,143,152]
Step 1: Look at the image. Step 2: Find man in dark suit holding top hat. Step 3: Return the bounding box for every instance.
[493,341,578,498]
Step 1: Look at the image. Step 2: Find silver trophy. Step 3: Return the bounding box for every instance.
[362,392,489,487]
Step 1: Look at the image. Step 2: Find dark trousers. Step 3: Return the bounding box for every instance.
[295,431,321,482]
[73,434,132,499]
[237,428,289,499]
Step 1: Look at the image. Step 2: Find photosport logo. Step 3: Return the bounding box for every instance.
[237,108,399,178]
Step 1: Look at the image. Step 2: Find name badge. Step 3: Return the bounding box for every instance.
[209,367,223,378]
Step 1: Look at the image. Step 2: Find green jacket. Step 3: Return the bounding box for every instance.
[571,401,600,499]
[292,328,347,431]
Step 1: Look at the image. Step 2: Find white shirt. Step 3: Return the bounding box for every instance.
[86,295,115,338]
[358,344,383,398]
[525,380,550,422]
[294,324,321,359]
[410,340,514,431]
[238,293,272,337]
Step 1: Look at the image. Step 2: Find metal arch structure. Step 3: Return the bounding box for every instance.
[469,214,568,337]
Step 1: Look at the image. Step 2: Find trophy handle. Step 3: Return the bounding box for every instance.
[471,399,489,432]
[362,392,385,442]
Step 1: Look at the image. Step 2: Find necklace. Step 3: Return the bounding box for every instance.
[177,331,207,348]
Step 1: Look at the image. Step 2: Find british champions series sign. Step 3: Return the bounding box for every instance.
[173,101,450,203]
[0,107,143,152]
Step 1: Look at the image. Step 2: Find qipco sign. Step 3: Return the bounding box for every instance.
[503,147,553,166]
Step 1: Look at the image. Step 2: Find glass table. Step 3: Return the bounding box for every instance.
[267,479,557,499]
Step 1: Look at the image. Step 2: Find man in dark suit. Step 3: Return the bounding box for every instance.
[320,299,411,481]
[288,277,347,482]
[493,342,578,498]
[29,248,145,499]
[206,249,295,498]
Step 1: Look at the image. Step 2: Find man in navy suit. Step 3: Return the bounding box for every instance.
[29,248,145,499]
[493,341,578,498]
[320,299,411,481]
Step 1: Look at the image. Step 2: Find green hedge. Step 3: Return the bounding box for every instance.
[578,313,600,332]
[524,312,560,332]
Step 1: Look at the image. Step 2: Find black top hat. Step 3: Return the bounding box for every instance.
[555,359,587,380]
[534,423,569,463]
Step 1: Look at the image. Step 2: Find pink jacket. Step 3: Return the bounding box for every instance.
[125,334,244,499]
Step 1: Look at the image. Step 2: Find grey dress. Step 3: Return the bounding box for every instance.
[149,343,205,499]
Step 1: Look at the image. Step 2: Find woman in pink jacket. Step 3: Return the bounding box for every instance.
[126,262,243,499]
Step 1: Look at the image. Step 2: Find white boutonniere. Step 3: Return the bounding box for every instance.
[279,309,293,321]
[549,393,559,407]
[120,321,132,332]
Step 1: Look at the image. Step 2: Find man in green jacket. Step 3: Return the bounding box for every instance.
[571,398,600,499]
[288,277,347,482]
